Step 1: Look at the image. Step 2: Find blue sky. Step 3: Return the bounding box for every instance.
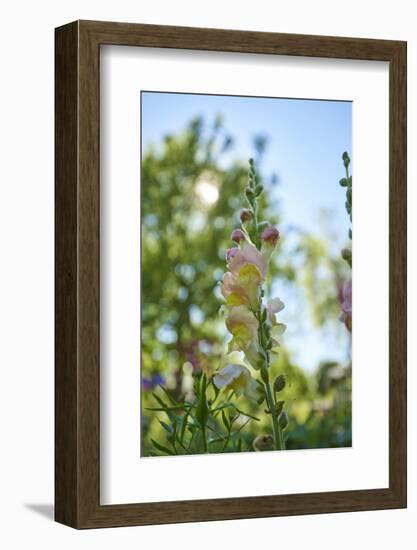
[142,92,351,243]
[141,91,352,371]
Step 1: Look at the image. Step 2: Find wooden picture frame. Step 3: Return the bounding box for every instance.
[55,20,407,529]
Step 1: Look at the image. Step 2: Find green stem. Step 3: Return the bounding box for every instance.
[201,423,208,453]
[256,308,285,452]
[264,377,283,451]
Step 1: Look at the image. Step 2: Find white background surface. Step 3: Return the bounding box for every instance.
[100,46,389,504]
[0,1,415,548]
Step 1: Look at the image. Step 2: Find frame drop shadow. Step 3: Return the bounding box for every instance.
[24,503,54,521]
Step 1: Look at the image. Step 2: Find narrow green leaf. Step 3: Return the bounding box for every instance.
[145,404,191,412]
[157,419,173,433]
[212,380,220,399]
[158,384,178,406]
[180,408,191,443]
[151,439,175,455]
[208,436,227,445]
[233,407,260,421]
[152,392,168,409]
[221,409,230,430]
[195,373,209,426]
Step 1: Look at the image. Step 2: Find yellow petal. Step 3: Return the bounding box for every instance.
[238,263,262,285]
[226,292,246,306]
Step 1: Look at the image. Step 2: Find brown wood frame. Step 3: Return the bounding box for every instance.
[55,20,407,529]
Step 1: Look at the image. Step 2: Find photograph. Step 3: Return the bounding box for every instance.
[140,91,353,456]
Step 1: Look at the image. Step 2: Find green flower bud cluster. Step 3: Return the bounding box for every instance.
[242,158,267,248]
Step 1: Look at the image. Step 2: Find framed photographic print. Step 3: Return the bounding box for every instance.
[55,20,407,528]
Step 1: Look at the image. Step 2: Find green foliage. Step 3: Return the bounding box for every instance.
[285,361,352,449]
[145,375,260,455]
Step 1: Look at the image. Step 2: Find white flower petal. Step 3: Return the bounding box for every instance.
[267,297,285,315]
[213,364,254,397]
[272,323,286,337]
[221,351,246,367]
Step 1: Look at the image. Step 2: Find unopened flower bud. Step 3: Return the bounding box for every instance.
[225,247,239,262]
[273,374,286,393]
[341,248,352,261]
[253,434,273,452]
[245,188,254,200]
[261,226,280,247]
[231,228,245,244]
[240,208,252,223]
[275,400,284,417]
[279,410,289,430]
[254,185,264,197]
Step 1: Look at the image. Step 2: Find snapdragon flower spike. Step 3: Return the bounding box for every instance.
[218,159,287,451]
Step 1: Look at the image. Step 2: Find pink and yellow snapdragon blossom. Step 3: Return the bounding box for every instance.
[214,159,288,450]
